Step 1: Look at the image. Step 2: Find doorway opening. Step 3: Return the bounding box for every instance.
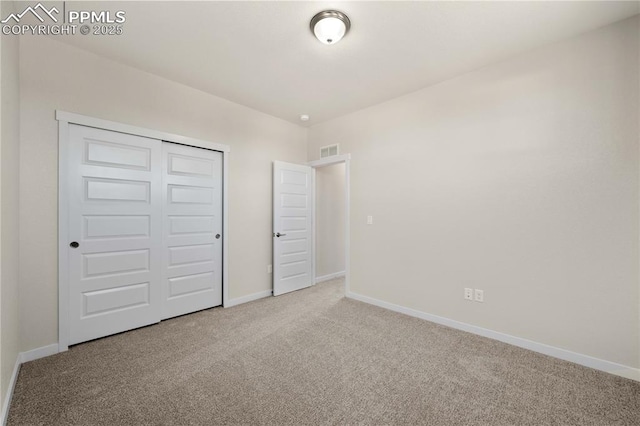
[271,155,350,297]
[313,163,346,282]
[310,155,350,295]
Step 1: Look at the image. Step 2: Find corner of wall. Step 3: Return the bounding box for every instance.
[0,0,22,419]
[0,7,4,415]
[304,125,312,162]
[309,17,640,369]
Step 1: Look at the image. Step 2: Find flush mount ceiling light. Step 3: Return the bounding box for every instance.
[310,10,351,45]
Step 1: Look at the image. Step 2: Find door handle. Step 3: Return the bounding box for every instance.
[70,241,79,248]
[215,234,221,239]
[274,233,287,237]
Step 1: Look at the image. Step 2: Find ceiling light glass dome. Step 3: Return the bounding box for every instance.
[310,10,351,45]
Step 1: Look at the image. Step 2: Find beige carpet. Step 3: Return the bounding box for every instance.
[8,278,640,425]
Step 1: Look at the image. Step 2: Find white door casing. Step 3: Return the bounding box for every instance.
[273,161,314,296]
[67,124,162,345]
[161,143,223,319]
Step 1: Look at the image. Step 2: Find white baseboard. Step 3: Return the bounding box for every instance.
[609,368,640,381]
[1,357,21,425]
[346,291,640,382]
[315,271,346,284]
[20,344,59,364]
[0,343,61,425]
[225,290,272,308]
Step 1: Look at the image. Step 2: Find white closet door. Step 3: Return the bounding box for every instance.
[273,161,314,296]
[161,143,223,319]
[67,125,162,345]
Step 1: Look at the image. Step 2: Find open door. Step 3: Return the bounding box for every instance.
[273,161,314,296]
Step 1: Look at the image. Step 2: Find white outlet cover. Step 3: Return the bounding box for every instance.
[367,215,373,225]
[464,288,473,300]
[474,289,484,302]
[267,264,272,274]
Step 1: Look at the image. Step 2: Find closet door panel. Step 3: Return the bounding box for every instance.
[67,125,162,345]
[161,143,223,319]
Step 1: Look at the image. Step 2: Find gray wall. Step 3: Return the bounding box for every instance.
[18,36,307,353]
[7,11,640,379]
[315,163,346,278]
[308,17,640,368]
[1,0,21,405]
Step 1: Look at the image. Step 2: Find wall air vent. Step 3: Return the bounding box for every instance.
[320,144,339,158]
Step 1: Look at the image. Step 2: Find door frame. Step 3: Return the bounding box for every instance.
[56,110,230,352]
[308,154,351,295]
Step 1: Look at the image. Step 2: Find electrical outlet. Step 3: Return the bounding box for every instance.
[474,289,484,303]
[267,264,272,274]
[464,288,473,300]
[367,215,373,225]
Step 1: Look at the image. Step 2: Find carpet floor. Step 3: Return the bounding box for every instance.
[7,278,640,425]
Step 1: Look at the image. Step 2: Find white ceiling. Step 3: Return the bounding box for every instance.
[55,1,639,126]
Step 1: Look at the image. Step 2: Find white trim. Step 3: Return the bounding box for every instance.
[610,368,640,381]
[311,168,316,286]
[315,271,346,284]
[57,111,231,348]
[225,290,272,308]
[1,357,20,425]
[19,344,59,364]
[55,111,230,153]
[222,152,230,307]
[347,291,640,382]
[308,154,350,168]
[345,159,351,295]
[58,119,70,353]
[309,154,351,295]
[1,344,62,424]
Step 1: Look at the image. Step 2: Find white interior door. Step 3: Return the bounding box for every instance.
[67,124,162,345]
[161,143,223,319]
[273,161,314,296]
